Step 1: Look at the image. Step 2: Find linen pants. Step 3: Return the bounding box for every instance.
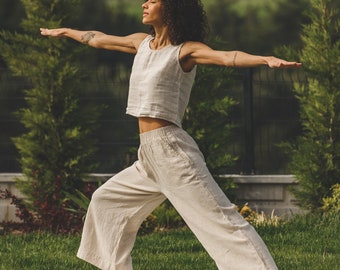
[77,125,278,270]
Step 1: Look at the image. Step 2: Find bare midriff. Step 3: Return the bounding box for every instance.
[138,117,174,134]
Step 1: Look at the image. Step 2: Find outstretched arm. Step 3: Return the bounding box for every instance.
[40,28,148,54]
[180,42,301,71]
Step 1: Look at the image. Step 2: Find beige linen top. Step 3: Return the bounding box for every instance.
[126,35,197,127]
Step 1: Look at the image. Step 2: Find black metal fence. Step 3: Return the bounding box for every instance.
[0,66,306,174]
[236,67,306,174]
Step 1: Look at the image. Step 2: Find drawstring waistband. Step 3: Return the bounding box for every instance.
[139,125,180,145]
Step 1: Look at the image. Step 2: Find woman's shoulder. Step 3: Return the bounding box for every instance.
[130,33,150,50]
[182,41,211,50]
[179,41,213,71]
[180,41,211,58]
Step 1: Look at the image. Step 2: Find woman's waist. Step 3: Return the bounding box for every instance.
[138,117,174,134]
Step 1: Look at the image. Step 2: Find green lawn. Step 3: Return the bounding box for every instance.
[0,213,339,270]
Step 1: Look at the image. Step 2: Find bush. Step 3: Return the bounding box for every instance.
[238,204,280,227]
[283,0,340,210]
[0,187,92,234]
[322,184,340,213]
[0,0,102,232]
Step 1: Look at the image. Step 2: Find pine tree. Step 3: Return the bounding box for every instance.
[287,0,340,210]
[0,0,101,231]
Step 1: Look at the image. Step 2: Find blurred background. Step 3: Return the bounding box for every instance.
[0,0,309,174]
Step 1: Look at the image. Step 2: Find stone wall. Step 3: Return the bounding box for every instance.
[0,173,303,223]
[228,174,304,216]
[0,173,24,222]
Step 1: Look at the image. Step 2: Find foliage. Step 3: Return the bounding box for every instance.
[140,200,185,234]
[322,183,340,212]
[0,0,144,174]
[0,182,99,234]
[64,190,91,219]
[0,0,103,231]
[64,182,102,221]
[283,0,340,210]
[0,189,39,232]
[0,188,83,234]
[0,0,321,175]
[238,204,280,227]
[207,0,310,54]
[183,63,238,174]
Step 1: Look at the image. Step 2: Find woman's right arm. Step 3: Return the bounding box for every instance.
[40,28,148,54]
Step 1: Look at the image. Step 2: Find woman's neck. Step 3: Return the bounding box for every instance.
[151,26,171,49]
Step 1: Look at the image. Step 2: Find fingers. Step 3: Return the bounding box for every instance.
[270,58,302,68]
[39,28,62,37]
[280,61,302,68]
[40,28,50,36]
[266,56,301,68]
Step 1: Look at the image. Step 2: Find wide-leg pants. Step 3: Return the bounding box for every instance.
[77,125,278,270]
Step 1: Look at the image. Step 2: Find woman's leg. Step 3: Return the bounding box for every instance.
[77,161,166,270]
[165,171,278,270]
[140,126,278,270]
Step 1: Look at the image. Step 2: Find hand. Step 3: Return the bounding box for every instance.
[266,56,302,68]
[40,28,66,38]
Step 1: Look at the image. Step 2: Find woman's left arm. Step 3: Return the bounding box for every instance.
[181,42,301,70]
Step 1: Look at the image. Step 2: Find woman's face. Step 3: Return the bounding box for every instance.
[142,0,164,26]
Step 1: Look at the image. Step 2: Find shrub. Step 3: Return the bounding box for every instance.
[283,0,340,210]
[322,184,340,213]
[238,204,280,227]
[0,0,102,231]
[0,188,86,234]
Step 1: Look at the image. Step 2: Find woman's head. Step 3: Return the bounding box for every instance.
[145,0,209,45]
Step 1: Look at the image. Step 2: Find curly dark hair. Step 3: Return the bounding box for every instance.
[150,0,209,45]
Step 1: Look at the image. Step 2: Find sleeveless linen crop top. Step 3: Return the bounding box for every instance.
[126,35,197,127]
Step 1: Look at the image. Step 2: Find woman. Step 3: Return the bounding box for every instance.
[41,0,300,269]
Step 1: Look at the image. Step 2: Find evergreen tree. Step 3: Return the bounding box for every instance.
[0,0,102,231]
[286,0,340,210]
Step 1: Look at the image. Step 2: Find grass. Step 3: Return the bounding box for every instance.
[258,213,340,270]
[0,213,339,270]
